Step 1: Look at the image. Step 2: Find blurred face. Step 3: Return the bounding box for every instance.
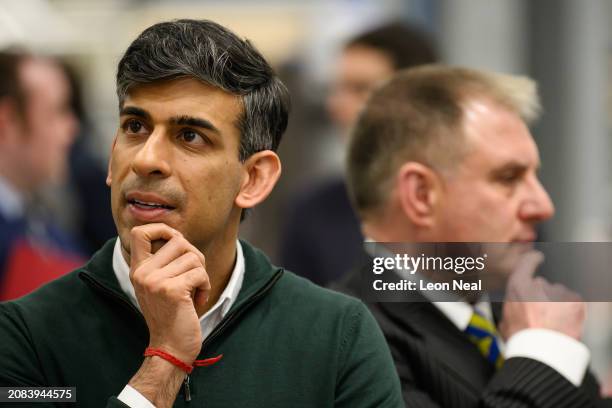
[17,59,77,188]
[327,45,395,134]
[106,78,245,254]
[433,99,554,242]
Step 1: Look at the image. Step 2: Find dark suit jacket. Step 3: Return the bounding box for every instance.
[279,178,363,285]
[332,257,607,408]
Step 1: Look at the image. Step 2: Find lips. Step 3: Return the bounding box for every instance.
[125,191,177,222]
[126,191,176,209]
[128,198,173,210]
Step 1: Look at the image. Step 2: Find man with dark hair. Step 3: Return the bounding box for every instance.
[336,65,607,407]
[344,22,437,72]
[328,22,438,132]
[0,50,84,300]
[0,20,403,407]
[280,21,437,285]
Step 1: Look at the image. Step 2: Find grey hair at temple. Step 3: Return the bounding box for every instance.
[116,19,290,162]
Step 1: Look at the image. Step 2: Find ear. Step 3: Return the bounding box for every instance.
[235,150,281,209]
[105,137,117,187]
[396,162,442,228]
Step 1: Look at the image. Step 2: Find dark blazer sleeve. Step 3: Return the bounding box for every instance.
[483,357,598,408]
[396,352,599,408]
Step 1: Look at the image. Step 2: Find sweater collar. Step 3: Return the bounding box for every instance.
[79,237,282,310]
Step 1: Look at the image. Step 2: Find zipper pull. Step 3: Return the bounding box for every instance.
[184,374,192,402]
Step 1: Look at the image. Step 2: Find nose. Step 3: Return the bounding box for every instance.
[518,175,555,223]
[131,130,172,178]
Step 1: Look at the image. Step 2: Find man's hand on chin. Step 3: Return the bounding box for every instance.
[499,250,585,341]
[127,223,210,408]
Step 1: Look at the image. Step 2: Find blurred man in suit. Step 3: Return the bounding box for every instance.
[0,50,84,300]
[280,22,438,285]
[336,65,606,407]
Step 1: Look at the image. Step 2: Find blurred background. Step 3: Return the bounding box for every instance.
[0,0,611,389]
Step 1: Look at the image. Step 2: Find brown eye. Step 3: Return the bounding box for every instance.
[182,130,198,142]
[127,119,143,133]
[178,129,207,146]
[122,118,146,135]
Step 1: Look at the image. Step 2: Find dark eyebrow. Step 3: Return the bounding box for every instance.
[170,115,220,135]
[120,106,150,121]
[119,108,221,136]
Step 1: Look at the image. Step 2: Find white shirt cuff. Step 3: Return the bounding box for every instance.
[117,385,156,408]
[505,328,590,387]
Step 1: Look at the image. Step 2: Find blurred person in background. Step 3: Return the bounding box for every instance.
[334,65,610,407]
[64,62,116,252]
[36,62,116,254]
[0,50,85,300]
[279,21,438,286]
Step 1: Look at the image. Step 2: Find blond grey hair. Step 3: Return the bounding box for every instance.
[347,64,541,217]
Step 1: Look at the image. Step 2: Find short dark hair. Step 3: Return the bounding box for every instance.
[116,19,290,162]
[347,21,438,70]
[0,49,29,114]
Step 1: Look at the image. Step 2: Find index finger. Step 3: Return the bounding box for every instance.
[130,223,182,267]
[506,249,545,295]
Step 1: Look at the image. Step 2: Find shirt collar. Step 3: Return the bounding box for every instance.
[432,299,494,331]
[112,238,245,320]
[0,175,24,220]
[215,240,244,316]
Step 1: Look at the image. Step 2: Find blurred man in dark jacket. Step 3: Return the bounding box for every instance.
[280,22,438,285]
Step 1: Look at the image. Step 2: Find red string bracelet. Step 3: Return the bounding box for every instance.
[144,347,223,374]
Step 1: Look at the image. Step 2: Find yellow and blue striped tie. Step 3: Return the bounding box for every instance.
[465,309,504,369]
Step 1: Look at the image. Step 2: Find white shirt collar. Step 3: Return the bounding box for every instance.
[432,299,504,354]
[0,175,24,220]
[432,300,494,331]
[112,238,245,321]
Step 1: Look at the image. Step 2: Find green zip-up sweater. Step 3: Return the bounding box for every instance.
[0,239,403,407]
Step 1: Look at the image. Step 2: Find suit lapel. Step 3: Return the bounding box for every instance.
[339,254,498,394]
[379,300,495,395]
